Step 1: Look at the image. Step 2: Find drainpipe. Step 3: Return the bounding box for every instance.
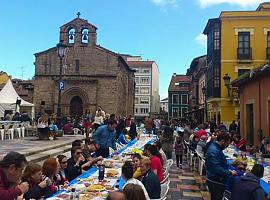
[259,80,262,130]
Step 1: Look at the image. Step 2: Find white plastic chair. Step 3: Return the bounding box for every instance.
[150,182,169,200]
[166,159,173,169]
[0,129,4,140]
[73,128,82,135]
[14,123,21,138]
[4,124,14,140]
[21,126,25,138]
[161,173,169,184]
[163,167,169,177]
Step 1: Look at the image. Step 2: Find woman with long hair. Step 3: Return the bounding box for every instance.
[132,153,142,179]
[42,157,60,196]
[22,163,51,200]
[56,155,68,186]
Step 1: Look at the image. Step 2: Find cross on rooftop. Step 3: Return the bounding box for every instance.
[77,12,81,18]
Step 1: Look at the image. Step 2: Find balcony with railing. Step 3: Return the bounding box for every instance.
[237,47,252,60]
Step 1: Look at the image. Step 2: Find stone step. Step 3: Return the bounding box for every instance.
[26,144,71,164]
[21,140,73,157]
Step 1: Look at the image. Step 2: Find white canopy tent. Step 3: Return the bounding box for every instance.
[0,79,34,119]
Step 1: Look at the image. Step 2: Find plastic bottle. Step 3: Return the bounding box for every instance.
[70,188,75,200]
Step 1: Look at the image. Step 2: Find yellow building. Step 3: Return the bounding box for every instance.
[0,71,10,85]
[204,2,270,127]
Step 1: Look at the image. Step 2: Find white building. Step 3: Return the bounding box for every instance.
[125,56,160,119]
[160,97,168,112]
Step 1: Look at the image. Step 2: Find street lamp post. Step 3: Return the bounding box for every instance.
[56,40,67,118]
[223,73,231,97]
[202,86,207,122]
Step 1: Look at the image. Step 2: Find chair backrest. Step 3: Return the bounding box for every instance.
[161,182,169,198]
[161,173,169,185]
[163,167,169,177]
[166,159,173,169]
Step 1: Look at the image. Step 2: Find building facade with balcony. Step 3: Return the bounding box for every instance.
[203,2,270,127]
[186,55,207,124]
[126,57,160,119]
[168,74,190,120]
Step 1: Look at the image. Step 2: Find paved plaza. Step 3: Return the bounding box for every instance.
[167,155,210,200]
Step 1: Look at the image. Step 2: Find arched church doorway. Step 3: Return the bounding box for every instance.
[70,96,83,116]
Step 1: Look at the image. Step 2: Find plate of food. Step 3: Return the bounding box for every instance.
[106,169,118,177]
[88,184,106,192]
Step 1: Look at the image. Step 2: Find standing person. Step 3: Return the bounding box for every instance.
[0,152,29,200]
[92,120,117,158]
[159,122,174,159]
[230,164,265,200]
[229,120,238,132]
[129,117,137,140]
[174,136,184,169]
[144,117,153,136]
[140,157,161,199]
[206,132,237,200]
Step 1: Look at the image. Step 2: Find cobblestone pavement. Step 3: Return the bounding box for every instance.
[167,156,210,200]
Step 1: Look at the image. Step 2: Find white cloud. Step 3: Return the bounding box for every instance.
[195,34,207,48]
[199,0,266,8]
[151,0,181,8]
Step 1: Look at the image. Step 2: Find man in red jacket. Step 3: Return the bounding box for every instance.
[0,152,29,200]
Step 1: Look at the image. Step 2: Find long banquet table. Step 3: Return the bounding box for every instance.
[48,136,156,200]
[224,145,270,196]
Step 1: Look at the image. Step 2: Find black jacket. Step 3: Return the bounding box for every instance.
[141,170,161,199]
[22,180,52,200]
[66,157,83,181]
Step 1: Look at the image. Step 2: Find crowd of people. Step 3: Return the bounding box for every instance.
[1,110,269,200]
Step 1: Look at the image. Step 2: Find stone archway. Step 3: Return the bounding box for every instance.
[62,87,89,116]
[70,96,83,116]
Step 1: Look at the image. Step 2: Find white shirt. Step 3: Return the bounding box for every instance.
[123,178,150,200]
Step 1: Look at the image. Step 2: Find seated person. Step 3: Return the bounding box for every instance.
[66,146,93,181]
[106,191,126,200]
[196,135,207,157]
[232,134,247,151]
[118,129,129,145]
[56,155,68,185]
[72,139,83,148]
[140,157,161,199]
[132,153,142,180]
[123,183,147,200]
[63,121,74,135]
[225,159,246,192]
[22,163,51,200]
[230,164,265,200]
[121,161,150,199]
[42,157,61,196]
[0,152,29,200]
[82,139,103,166]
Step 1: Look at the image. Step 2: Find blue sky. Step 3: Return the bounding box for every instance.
[0,0,265,99]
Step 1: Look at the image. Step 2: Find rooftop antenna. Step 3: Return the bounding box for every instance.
[21,66,25,80]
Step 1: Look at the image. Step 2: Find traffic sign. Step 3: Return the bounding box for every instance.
[59,81,65,91]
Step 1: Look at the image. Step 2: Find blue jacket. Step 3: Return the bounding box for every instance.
[231,173,265,200]
[206,142,231,183]
[92,125,116,150]
[225,165,244,191]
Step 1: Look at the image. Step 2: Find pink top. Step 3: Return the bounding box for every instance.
[150,156,164,183]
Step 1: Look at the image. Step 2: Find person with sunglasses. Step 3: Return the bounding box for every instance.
[56,155,68,185]
[66,146,92,181]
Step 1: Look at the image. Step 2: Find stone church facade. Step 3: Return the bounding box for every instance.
[34,15,135,116]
